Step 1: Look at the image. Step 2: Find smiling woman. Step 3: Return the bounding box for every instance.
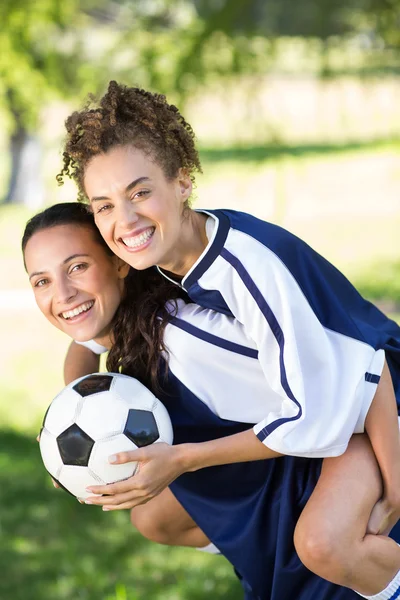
[24,224,128,346]
[84,145,206,275]
[22,204,128,347]
[21,201,214,549]
[21,202,185,391]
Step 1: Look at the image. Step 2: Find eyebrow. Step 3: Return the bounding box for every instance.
[90,177,151,203]
[28,254,90,280]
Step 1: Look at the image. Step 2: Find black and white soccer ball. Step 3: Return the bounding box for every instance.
[39,373,173,500]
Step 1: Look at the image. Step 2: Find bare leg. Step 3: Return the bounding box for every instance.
[130,486,210,548]
[294,434,400,595]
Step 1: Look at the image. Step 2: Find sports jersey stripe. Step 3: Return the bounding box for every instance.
[184,210,231,289]
[365,372,380,384]
[220,247,303,439]
[389,585,400,600]
[169,316,259,359]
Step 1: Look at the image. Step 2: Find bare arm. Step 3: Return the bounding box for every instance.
[365,359,400,533]
[179,428,281,471]
[84,428,282,510]
[63,341,100,385]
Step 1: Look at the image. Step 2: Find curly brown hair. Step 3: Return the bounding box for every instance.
[57,80,202,201]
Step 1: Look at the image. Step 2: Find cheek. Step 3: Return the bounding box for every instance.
[93,217,111,241]
[96,274,123,308]
[33,292,51,318]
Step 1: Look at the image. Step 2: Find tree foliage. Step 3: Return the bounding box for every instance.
[0,0,111,131]
[1,0,399,126]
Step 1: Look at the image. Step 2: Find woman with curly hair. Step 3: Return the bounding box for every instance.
[57,81,400,600]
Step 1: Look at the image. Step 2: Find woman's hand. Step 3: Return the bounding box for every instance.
[84,443,186,511]
[367,494,400,536]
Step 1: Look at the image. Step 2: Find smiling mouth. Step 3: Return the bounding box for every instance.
[60,300,94,320]
[121,227,155,249]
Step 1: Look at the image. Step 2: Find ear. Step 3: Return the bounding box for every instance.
[177,168,192,203]
[114,257,130,279]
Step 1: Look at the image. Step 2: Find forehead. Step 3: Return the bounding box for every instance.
[24,224,108,272]
[84,145,164,196]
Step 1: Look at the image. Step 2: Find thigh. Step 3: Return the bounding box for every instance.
[130,486,211,547]
[131,486,197,530]
[296,433,382,543]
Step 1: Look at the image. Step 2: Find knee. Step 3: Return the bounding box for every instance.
[130,506,174,545]
[294,521,353,587]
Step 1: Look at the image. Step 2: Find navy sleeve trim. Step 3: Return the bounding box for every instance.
[169,316,259,359]
[365,372,381,384]
[221,248,303,438]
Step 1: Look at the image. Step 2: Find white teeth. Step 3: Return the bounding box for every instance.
[123,228,154,248]
[61,301,94,320]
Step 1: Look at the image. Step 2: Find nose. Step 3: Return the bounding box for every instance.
[117,199,139,229]
[54,276,78,306]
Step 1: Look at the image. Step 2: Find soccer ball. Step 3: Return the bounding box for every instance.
[39,372,173,500]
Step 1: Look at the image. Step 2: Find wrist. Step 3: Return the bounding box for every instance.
[172,443,201,474]
[382,479,400,509]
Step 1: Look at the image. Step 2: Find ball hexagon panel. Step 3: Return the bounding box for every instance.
[39,427,63,478]
[89,434,138,484]
[59,464,104,500]
[111,374,156,411]
[73,374,113,397]
[57,423,94,466]
[76,392,128,441]
[124,409,159,447]
[44,387,81,436]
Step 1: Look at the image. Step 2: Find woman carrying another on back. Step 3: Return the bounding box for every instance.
[22,203,396,600]
[23,201,399,600]
[55,82,400,600]
[22,203,390,600]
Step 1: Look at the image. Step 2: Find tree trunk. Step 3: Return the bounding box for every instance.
[4,122,45,208]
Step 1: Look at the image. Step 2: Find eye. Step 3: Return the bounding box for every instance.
[96,203,112,214]
[132,189,150,201]
[69,263,88,274]
[34,278,48,288]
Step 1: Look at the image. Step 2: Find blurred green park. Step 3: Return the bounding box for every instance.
[1,0,400,598]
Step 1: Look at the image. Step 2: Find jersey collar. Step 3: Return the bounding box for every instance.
[182,209,230,290]
[156,209,230,290]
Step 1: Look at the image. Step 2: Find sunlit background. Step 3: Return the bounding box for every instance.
[1,1,400,598]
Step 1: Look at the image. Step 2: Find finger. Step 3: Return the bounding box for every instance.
[86,475,140,497]
[102,501,144,511]
[102,496,151,511]
[108,449,144,465]
[36,435,40,443]
[86,488,147,507]
[52,478,60,489]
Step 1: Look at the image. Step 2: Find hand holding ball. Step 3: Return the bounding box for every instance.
[39,373,173,500]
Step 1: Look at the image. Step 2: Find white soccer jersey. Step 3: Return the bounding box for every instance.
[77,301,271,425]
[156,209,400,458]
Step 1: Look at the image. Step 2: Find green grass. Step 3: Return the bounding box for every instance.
[0,431,242,600]
[199,137,400,165]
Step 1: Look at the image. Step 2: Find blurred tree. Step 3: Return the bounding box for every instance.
[0,0,113,206]
[1,0,399,205]
[107,0,400,107]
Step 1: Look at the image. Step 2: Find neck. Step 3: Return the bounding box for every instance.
[93,333,112,350]
[160,210,208,277]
